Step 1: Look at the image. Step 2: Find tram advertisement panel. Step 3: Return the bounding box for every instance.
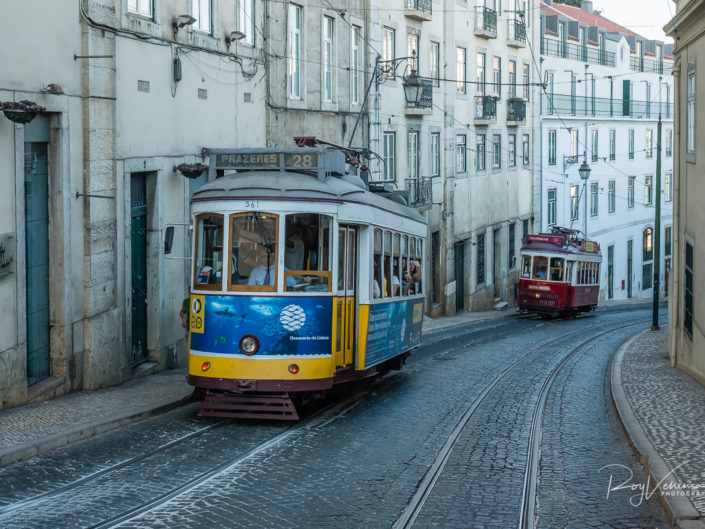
[364,300,423,368]
[190,296,333,357]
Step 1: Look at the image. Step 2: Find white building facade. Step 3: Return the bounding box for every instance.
[539,0,674,302]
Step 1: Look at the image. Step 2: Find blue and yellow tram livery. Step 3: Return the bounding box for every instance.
[185,143,427,419]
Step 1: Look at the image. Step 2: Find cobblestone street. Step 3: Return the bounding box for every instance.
[0,307,672,528]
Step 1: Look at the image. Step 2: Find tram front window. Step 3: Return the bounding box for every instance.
[532,256,548,279]
[283,213,332,292]
[229,213,278,290]
[549,258,564,281]
[194,214,224,287]
[521,255,531,278]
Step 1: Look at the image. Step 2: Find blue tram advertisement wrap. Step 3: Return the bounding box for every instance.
[180,141,427,419]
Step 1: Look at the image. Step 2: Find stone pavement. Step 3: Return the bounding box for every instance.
[612,327,705,529]
[0,368,192,467]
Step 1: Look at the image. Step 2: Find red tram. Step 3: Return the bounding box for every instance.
[517,227,602,316]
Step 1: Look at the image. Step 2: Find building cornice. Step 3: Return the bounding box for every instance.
[664,0,705,38]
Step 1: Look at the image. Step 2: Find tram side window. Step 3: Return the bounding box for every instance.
[566,261,574,284]
[532,256,548,279]
[549,258,564,281]
[521,255,531,278]
[412,238,423,294]
[229,213,278,289]
[373,229,382,298]
[393,233,401,297]
[384,231,396,297]
[283,213,333,292]
[195,214,224,287]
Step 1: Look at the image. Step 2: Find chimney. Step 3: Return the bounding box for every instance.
[581,1,593,12]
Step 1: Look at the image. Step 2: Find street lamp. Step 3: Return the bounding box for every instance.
[403,70,423,107]
[578,158,591,237]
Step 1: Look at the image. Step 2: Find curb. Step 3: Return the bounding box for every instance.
[610,330,705,528]
[0,394,192,468]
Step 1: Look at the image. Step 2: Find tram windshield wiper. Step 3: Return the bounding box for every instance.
[252,212,274,255]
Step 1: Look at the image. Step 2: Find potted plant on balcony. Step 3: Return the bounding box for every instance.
[2,100,46,125]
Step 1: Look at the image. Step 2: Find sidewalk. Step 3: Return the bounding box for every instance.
[612,328,705,529]
[0,368,192,467]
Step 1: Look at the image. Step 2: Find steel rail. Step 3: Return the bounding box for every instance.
[394,317,648,529]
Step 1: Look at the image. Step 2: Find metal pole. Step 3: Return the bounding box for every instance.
[652,115,662,330]
[348,55,380,149]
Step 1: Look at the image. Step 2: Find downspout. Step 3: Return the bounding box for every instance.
[670,57,681,367]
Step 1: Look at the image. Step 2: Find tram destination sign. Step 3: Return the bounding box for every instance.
[215,151,319,171]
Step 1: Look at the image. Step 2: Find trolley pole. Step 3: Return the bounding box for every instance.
[652,115,662,330]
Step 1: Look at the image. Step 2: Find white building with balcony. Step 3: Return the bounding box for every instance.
[539,0,674,302]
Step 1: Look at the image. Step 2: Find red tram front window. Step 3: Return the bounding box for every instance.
[521,255,532,278]
[532,256,548,279]
[549,258,564,281]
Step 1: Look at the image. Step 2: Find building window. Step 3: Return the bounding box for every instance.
[508,134,516,167]
[492,134,501,168]
[522,134,529,166]
[407,32,419,72]
[508,59,517,98]
[628,177,635,208]
[688,69,696,154]
[546,71,554,114]
[492,56,501,98]
[351,26,361,104]
[457,48,467,94]
[476,133,486,171]
[237,0,255,45]
[475,51,485,96]
[456,134,467,173]
[665,226,672,256]
[382,27,395,77]
[643,227,653,290]
[645,130,653,158]
[383,132,395,181]
[590,182,598,216]
[288,4,302,99]
[570,129,579,163]
[547,188,557,225]
[685,241,693,338]
[323,16,334,102]
[645,176,653,205]
[477,233,485,285]
[608,180,615,213]
[666,129,672,157]
[548,130,556,165]
[665,173,672,202]
[128,0,152,17]
[431,132,441,177]
[523,63,530,100]
[408,131,419,179]
[430,41,440,86]
[523,219,529,243]
[191,0,211,32]
[609,129,616,161]
[509,223,516,269]
[591,129,598,162]
[570,185,579,220]
[628,129,635,159]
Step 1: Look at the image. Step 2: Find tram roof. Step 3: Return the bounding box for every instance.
[191,170,426,224]
[521,242,602,257]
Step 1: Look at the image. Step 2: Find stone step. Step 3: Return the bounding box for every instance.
[494,301,509,311]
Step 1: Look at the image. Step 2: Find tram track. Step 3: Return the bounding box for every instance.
[393,317,649,529]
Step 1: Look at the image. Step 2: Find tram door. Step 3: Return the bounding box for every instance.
[334,226,357,368]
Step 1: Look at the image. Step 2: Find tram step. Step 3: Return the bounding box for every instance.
[198,391,300,420]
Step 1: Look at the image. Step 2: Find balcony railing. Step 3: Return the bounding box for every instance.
[405,78,433,111]
[629,56,672,75]
[541,37,616,67]
[405,0,432,19]
[507,98,526,122]
[474,7,497,37]
[475,95,497,120]
[406,176,433,207]
[508,19,526,47]
[542,93,674,119]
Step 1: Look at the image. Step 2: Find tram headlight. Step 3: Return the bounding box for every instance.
[201,362,211,372]
[239,334,260,355]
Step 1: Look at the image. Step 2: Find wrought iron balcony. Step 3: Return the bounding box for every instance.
[508,19,526,48]
[507,98,526,123]
[405,0,432,21]
[541,93,674,119]
[629,56,672,75]
[474,7,497,38]
[406,176,433,208]
[541,37,616,67]
[475,95,497,121]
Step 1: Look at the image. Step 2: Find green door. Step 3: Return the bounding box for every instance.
[131,174,148,366]
[25,143,50,385]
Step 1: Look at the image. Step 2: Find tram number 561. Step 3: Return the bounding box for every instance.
[190,295,205,334]
[244,200,260,209]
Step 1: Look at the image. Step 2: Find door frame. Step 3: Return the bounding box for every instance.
[334,224,357,368]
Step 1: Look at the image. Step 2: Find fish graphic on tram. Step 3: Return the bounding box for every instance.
[517,227,602,317]
[175,140,427,419]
